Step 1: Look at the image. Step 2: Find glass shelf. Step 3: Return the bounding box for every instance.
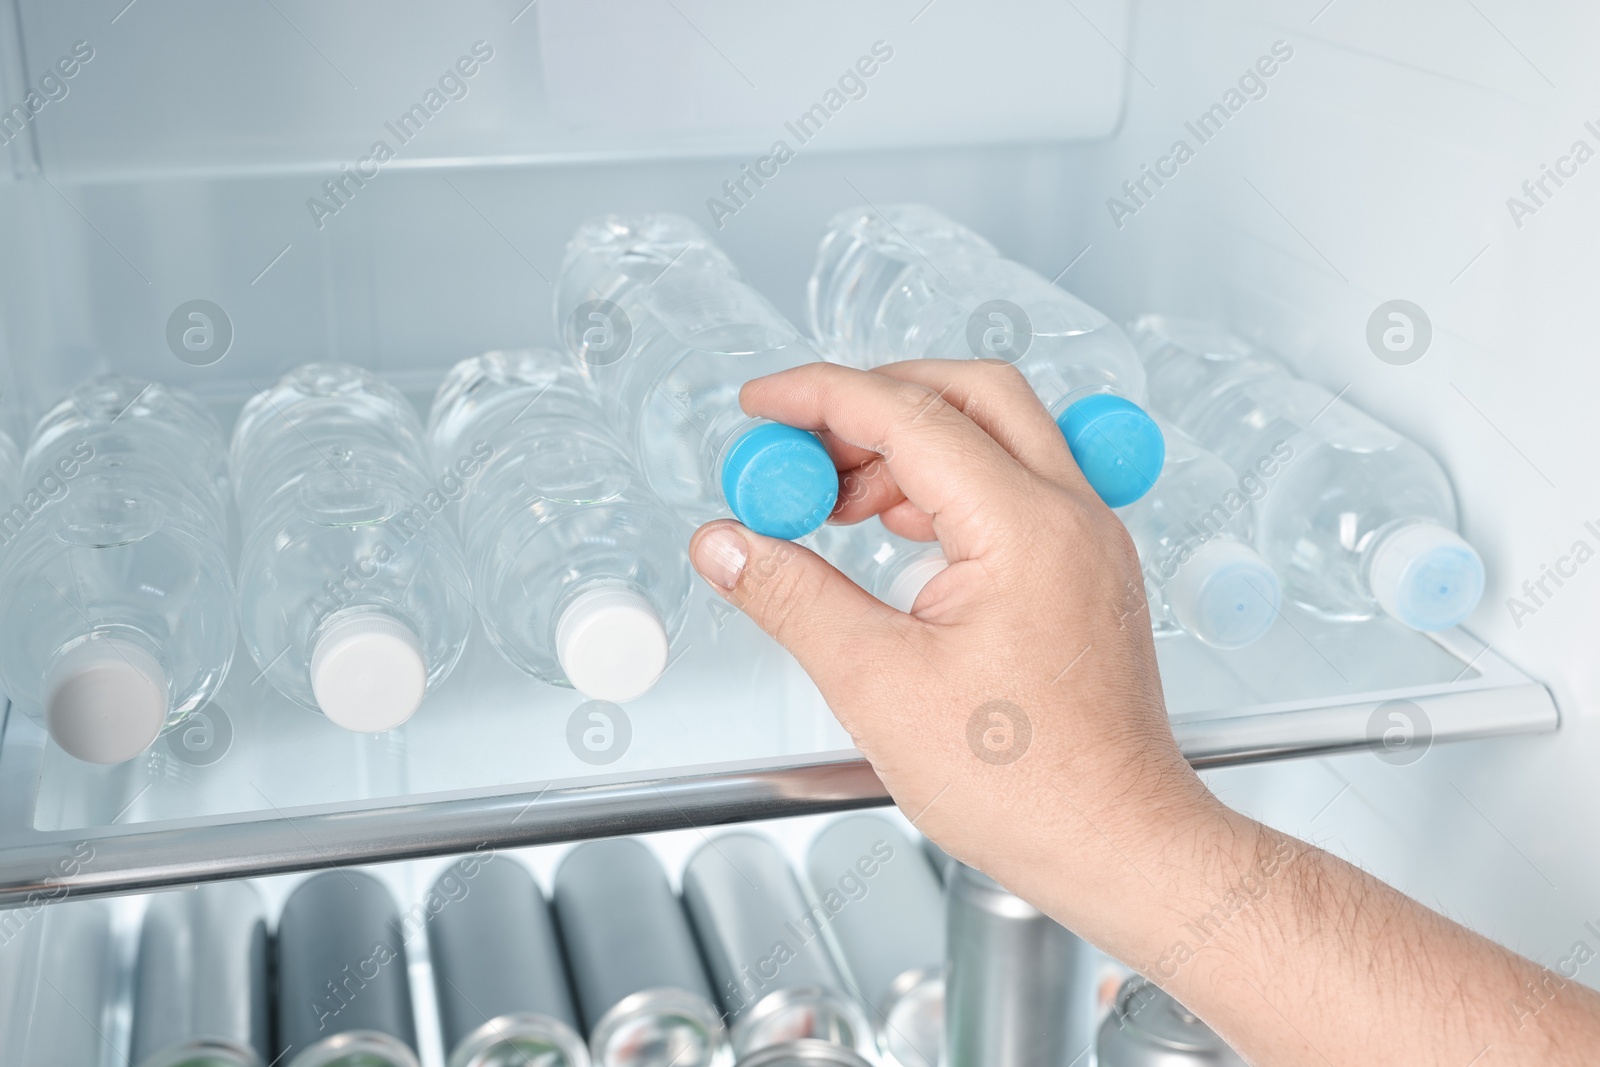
[0,601,1556,907]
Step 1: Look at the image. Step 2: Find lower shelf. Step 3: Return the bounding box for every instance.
[0,605,1559,908]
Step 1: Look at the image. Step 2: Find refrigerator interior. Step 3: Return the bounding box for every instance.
[0,0,1591,1002]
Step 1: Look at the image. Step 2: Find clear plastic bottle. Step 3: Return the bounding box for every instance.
[231,364,472,732]
[557,213,839,541]
[428,350,692,703]
[1132,315,1485,631]
[808,203,1165,507]
[1116,421,1282,649]
[811,520,947,614]
[0,378,236,763]
[555,212,738,315]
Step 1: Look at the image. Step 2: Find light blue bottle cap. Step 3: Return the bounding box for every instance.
[1370,522,1485,631]
[1169,541,1282,650]
[721,423,838,541]
[1057,395,1165,508]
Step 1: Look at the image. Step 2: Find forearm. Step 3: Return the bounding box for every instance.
[1028,800,1600,1065]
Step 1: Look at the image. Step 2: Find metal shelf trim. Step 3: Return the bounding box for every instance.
[0,677,1559,908]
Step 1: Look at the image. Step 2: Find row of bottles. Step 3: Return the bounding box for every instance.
[1134,315,1484,633]
[0,208,1166,765]
[0,205,1483,764]
[0,356,697,764]
[808,205,1485,646]
[0,816,1241,1067]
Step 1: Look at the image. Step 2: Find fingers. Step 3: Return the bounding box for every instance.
[871,360,1091,496]
[741,362,1033,545]
[879,499,937,541]
[832,453,907,526]
[690,520,902,696]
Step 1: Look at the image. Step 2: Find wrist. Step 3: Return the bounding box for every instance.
[1021,780,1301,971]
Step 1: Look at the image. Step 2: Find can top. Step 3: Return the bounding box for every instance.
[946,862,1046,921]
[286,1030,420,1067]
[137,1039,263,1067]
[1096,978,1245,1067]
[588,988,731,1067]
[731,986,873,1060]
[735,1039,875,1067]
[445,1013,590,1067]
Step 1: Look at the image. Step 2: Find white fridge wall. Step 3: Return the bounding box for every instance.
[1085,0,1600,986]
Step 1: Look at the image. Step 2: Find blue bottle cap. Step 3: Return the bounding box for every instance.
[720,423,838,541]
[1056,395,1165,508]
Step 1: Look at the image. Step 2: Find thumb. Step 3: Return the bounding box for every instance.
[690,520,898,678]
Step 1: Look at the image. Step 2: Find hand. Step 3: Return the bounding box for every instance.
[690,359,1600,1066]
[689,359,1226,955]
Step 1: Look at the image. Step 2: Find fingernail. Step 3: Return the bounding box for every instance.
[694,524,749,590]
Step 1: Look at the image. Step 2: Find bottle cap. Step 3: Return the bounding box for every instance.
[310,613,427,732]
[883,556,949,613]
[555,586,671,703]
[720,424,838,541]
[1056,395,1165,508]
[1369,521,1485,631]
[1097,977,1245,1067]
[45,638,168,764]
[1167,540,1281,650]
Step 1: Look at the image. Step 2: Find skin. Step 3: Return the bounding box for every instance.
[688,360,1600,1066]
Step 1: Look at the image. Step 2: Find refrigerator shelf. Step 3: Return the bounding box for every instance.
[0,603,1556,908]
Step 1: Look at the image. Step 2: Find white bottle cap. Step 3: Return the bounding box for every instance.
[1167,539,1281,650]
[310,613,428,732]
[884,556,949,613]
[45,638,168,764]
[555,585,670,703]
[1369,521,1485,631]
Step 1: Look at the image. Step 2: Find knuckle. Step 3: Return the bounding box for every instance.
[962,361,1037,419]
[975,358,1031,394]
[889,380,947,427]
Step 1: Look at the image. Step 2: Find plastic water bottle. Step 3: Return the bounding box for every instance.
[812,520,947,614]
[0,379,236,764]
[557,213,839,541]
[231,364,472,732]
[555,212,737,311]
[1132,315,1485,631]
[807,203,1165,507]
[428,350,691,703]
[1116,421,1282,649]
